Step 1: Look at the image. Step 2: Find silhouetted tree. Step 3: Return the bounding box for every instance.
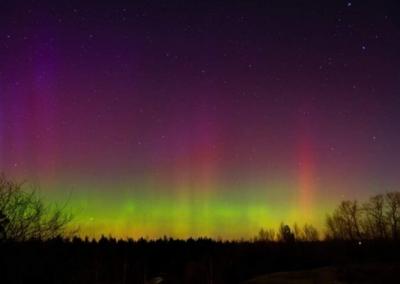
[303,224,319,241]
[0,174,73,241]
[0,209,9,241]
[362,194,388,239]
[293,223,304,241]
[325,200,362,240]
[325,214,337,240]
[288,223,319,241]
[385,192,400,240]
[255,228,276,242]
[278,223,295,243]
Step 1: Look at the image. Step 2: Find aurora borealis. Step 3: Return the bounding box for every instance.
[1,1,400,239]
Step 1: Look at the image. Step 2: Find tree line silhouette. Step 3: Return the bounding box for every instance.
[255,192,400,243]
[255,223,319,242]
[326,193,400,241]
[1,173,400,242]
[2,174,400,283]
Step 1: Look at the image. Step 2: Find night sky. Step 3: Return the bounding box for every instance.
[1,1,400,239]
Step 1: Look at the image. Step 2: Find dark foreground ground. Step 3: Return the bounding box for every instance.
[1,238,400,283]
[245,263,400,283]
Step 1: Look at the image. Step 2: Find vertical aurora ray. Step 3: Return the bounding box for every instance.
[297,136,315,221]
[7,88,27,176]
[296,104,317,221]
[160,98,221,237]
[32,54,58,181]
